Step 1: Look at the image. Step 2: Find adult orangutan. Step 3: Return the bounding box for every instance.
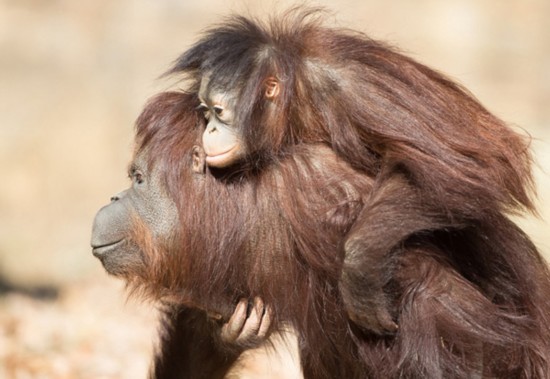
[92,9,550,379]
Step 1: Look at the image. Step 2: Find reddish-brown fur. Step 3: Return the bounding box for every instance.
[131,92,375,378]
[171,9,546,342]
[111,9,550,378]
[124,89,550,378]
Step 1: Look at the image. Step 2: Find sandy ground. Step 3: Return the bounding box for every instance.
[1,1,549,378]
[0,276,304,379]
[0,278,156,379]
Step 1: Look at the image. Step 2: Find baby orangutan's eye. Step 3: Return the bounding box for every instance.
[213,105,224,116]
[197,103,211,120]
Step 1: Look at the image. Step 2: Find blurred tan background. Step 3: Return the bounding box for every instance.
[0,0,549,378]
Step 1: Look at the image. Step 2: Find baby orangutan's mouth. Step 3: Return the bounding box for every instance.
[205,145,240,168]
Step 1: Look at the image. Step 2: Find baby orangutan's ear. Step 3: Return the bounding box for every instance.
[264,77,280,99]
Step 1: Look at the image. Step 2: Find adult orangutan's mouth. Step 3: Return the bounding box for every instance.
[91,239,125,258]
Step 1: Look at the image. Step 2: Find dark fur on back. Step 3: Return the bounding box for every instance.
[130,91,550,378]
[171,8,533,219]
[123,9,550,379]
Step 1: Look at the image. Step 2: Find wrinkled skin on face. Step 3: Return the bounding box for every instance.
[198,77,246,168]
[91,147,272,350]
[90,151,178,276]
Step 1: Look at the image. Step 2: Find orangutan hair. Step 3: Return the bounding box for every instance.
[93,9,550,379]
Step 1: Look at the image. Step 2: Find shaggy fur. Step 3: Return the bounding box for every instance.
[115,9,550,379]
[126,90,550,378]
[170,8,544,342]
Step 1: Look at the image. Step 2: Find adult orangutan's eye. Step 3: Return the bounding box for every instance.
[132,170,144,185]
[128,166,144,185]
